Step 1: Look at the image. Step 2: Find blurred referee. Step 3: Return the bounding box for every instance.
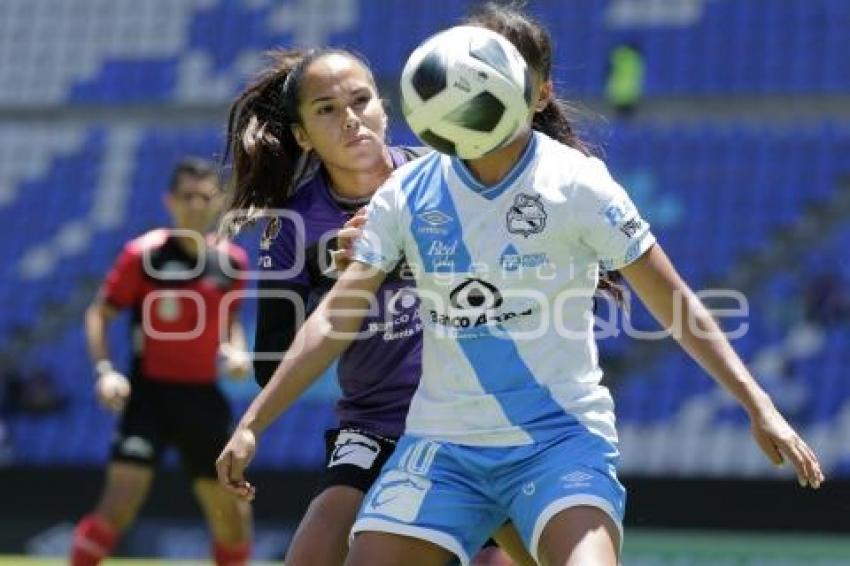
[70,158,253,566]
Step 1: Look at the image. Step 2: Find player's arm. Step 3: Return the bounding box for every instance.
[220,316,251,379]
[217,260,387,496]
[620,243,824,488]
[86,241,142,413]
[85,296,130,412]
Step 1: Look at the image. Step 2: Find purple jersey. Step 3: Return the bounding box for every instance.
[258,148,422,438]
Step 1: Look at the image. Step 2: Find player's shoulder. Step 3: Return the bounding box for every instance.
[283,172,327,212]
[534,133,614,199]
[125,227,170,256]
[208,235,248,265]
[534,132,593,176]
[383,149,442,197]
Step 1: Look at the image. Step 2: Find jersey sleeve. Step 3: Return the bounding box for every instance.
[574,156,656,270]
[252,278,310,387]
[100,242,143,309]
[226,243,250,314]
[351,180,405,273]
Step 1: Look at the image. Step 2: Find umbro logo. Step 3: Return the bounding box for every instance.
[561,471,593,484]
[418,210,453,226]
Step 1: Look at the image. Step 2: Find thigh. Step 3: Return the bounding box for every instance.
[287,485,364,566]
[170,385,231,480]
[110,379,164,469]
[503,432,626,563]
[285,428,396,565]
[353,436,506,566]
[537,505,619,566]
[347,530,452,566]
[491,523,535,566]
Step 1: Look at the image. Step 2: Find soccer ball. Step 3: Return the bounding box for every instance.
[400,25,532,160]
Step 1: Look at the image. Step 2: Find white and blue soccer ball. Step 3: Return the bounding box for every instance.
[400,25,532,160]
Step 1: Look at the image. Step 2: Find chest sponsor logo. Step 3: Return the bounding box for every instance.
[156,294,181,322]
[427,240,458,257]
[499,244,549,272]
[429,278,533,331]
[506,193,547,237]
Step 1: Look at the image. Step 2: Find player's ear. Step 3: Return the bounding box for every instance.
[291,124,312,152]
[535,79,553,113]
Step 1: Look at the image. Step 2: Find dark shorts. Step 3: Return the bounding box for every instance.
[110,377,231,480]
[316,427,398,494]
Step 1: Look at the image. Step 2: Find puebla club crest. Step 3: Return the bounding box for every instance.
[506,193,547,237]
[260,216,282,250]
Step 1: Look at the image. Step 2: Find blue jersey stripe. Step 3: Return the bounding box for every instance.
[401,153,472,273]
[456,328,581,442]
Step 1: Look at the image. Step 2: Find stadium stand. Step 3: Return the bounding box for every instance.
[1,0,849,480]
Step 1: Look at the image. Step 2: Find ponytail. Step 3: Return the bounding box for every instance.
[465,2,623,304]
[220,49,307,237]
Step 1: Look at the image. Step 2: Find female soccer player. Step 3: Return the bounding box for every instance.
[219,5,822,563]
[221,48,525,565]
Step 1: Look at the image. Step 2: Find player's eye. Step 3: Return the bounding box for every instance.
[353,94,371,106]
[316,104,335,115]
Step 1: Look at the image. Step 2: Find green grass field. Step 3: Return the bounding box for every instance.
[3,530,849,565]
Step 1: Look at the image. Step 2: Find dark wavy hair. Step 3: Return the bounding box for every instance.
[220,48,376,236]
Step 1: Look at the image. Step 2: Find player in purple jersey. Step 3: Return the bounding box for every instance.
[219,49,529,566]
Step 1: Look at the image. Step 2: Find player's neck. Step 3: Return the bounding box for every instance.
[172,231,204,257]
[324,149,394,200]
[464,129,532,187]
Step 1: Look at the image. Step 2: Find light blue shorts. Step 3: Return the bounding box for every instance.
[351,431,626,564]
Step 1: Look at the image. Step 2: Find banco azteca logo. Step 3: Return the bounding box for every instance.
[449,278,503,310]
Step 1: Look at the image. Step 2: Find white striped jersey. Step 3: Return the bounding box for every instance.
[352,131,655,447]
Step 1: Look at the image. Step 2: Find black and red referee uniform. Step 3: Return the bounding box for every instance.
[100,228,248,478]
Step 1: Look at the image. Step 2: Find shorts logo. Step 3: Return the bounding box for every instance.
[120,436,154,458]
[522,481,536,496]
[329,431,380,470]
[365,470,431,523]
[561,470,593,489]
[506,193,547,237]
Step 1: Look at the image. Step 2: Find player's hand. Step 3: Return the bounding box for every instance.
[95,370,130,413]
[330,207,367,273]
[748,402,824,489]
[216,427,257,501]
[220,343,251,379]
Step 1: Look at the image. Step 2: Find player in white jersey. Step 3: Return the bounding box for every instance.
[217,4,824,565]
